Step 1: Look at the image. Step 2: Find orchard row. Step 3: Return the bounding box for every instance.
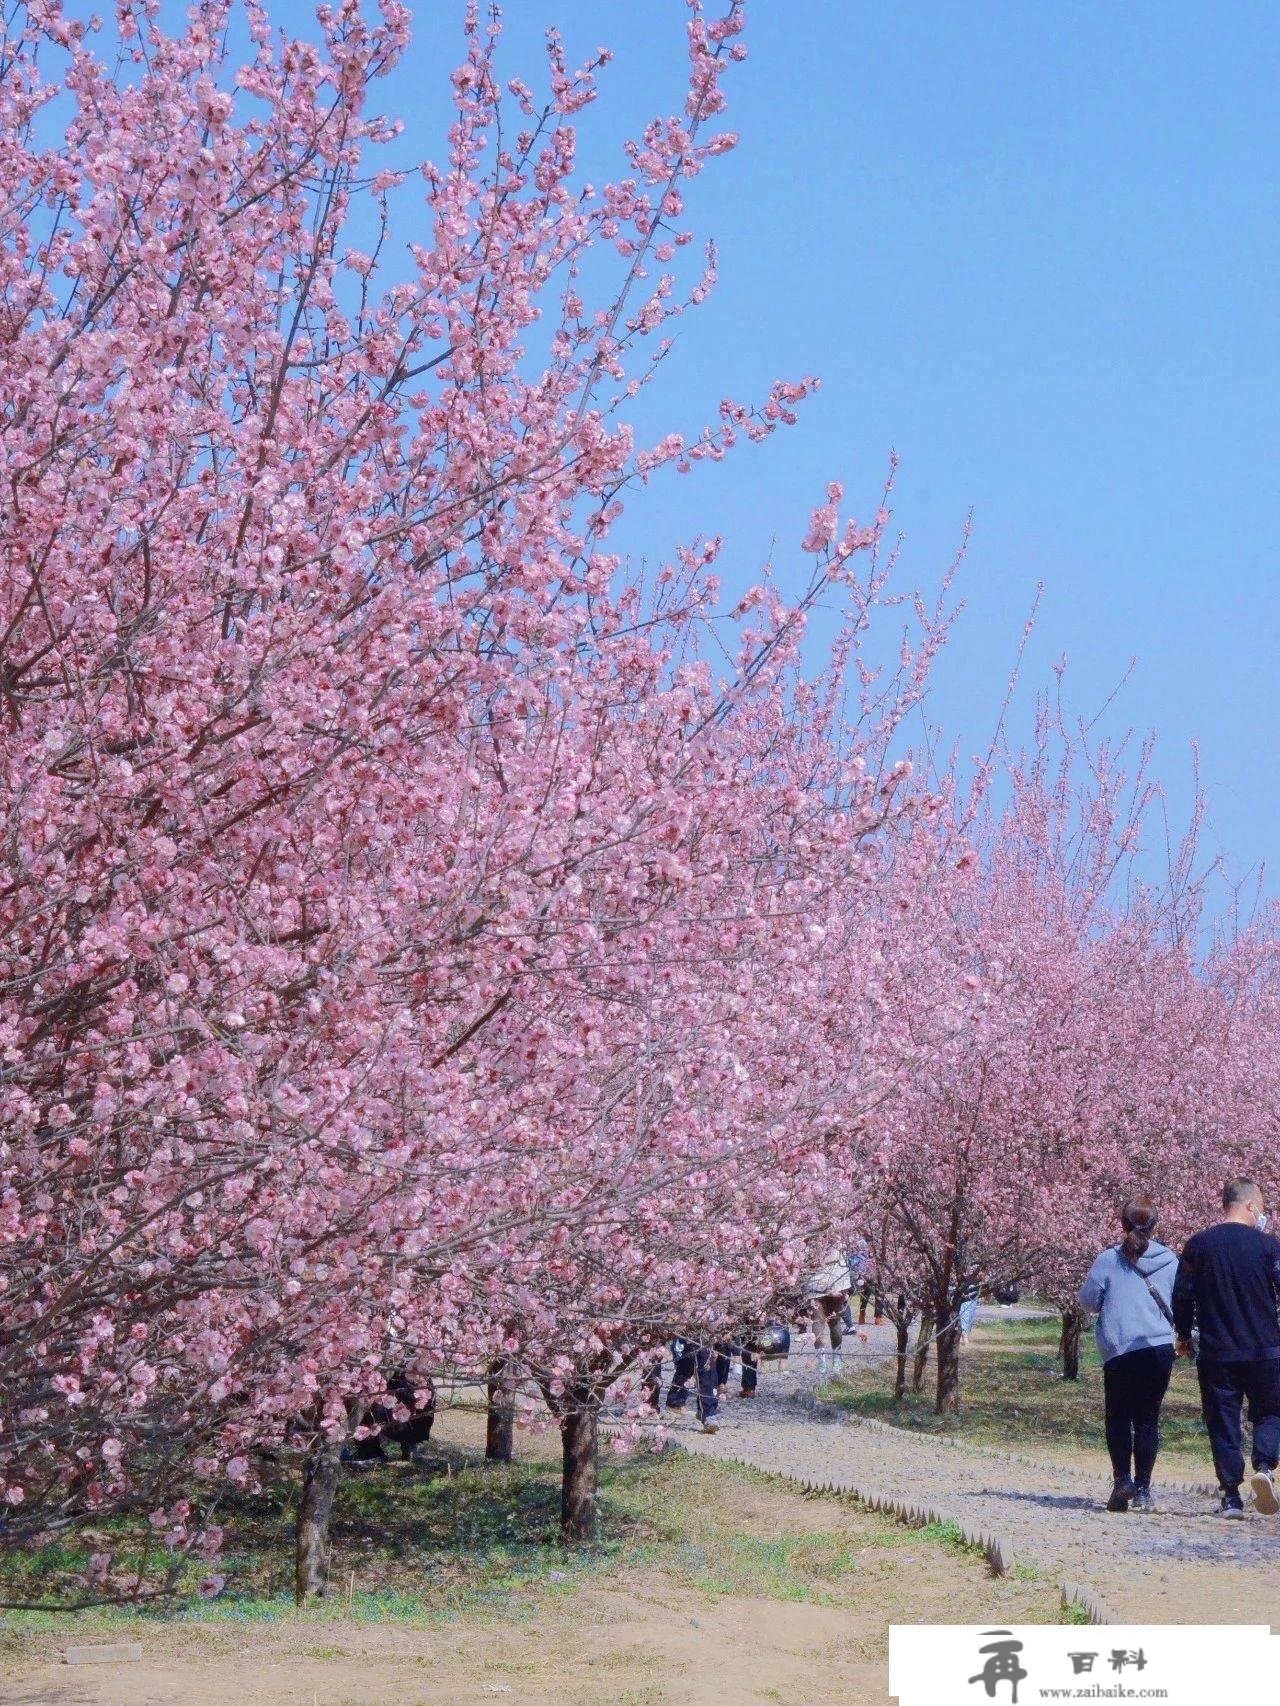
[1,0,1270,1602]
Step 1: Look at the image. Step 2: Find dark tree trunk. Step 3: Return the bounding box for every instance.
[912,1313,934,1393]
[935,1312,962,1414]
[894,1316,912,1401]
[1060,1307,1084,1382]
[295,1439,341,1604]
[485,1360,515,1463]
[559,1391,599,1542]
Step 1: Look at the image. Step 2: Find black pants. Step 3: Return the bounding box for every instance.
[666,1340,718,1422]
[714,1344,758,1393]
[1103,1344,1174,1486]
[1197,1357,1280,1493]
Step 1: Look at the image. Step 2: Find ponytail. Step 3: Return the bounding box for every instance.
[1120,1195,1159,1264]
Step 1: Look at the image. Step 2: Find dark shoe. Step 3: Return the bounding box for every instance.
[700,1419,720,1435]
[1251,1468,1279,1515]
[1106,1476,1135,1512]
[1130,1486,1154,1514]
[1216,1490,1246,1519]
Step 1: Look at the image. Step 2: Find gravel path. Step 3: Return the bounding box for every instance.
[667,1332,1280,1624]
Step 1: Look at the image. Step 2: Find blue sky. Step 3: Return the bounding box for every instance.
[279,2,1280,895]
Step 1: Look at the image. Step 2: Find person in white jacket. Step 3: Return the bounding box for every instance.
[806,1250,853,1374]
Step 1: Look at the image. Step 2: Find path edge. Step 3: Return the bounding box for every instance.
[621,1426,1120,1626]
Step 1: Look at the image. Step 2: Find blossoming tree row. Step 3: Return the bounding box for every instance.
[2,0,1274,1604]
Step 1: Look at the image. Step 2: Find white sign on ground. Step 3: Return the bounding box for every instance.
[889,1623,1279,1704]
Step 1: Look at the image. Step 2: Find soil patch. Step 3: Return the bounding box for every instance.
[1,1403,1063,1706]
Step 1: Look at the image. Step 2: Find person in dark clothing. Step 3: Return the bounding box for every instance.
[642,1358,663,1411]
[714,1341,759,1399]
[344,1370,436,1462]
[665,1337,720,1432]
[1172,1176,1280,1518]
[1078,1196,1178,1512]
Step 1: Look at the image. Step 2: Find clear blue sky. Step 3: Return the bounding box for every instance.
[282,1,1280,895]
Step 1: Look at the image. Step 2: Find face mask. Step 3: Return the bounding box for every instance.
[1258,1212,1270,1234]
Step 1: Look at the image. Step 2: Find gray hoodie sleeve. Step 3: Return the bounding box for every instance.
[1078,1252,1109,1314]
[1153,1251,1179,1308]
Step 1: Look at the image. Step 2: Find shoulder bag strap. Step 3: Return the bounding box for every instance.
[1136,1268,1177,1331]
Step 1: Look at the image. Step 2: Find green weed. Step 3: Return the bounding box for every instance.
[826,1316,1213,1468]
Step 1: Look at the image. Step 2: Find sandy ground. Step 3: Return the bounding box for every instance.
[0,1562,1059,1706]
[1,1401,1061,1706]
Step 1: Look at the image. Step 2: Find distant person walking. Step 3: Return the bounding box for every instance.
[806,1250,853,1375]
[958,1281,981,1344]
[1078,1196,1178,1513]
[1172,1177,1280,1518]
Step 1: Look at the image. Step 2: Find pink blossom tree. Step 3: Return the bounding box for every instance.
[863,710,1226,1412]
[0,0,802,1576]
[0,0,968,1599]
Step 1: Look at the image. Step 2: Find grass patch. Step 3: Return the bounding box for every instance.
[0,1439,672,1641]
[916,1518,985,1556]
[824,1315,1214,1470]
[0,1423,1079,1647]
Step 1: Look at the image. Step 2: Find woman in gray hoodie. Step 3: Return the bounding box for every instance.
[1078,1197,1179,1513]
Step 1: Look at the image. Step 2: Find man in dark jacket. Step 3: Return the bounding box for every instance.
[1173,1176,1280,1517]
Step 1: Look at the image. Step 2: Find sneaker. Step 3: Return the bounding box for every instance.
[1106,1477,1135,1513]
[737,1387,756,1399]
[1251,1468,1280,1515]
[700,1419,719,1435]
[1130,1486,1154,1514]
[1216,1490,1246,1519]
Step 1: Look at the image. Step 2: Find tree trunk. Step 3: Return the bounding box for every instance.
[559,1392,599,1542]
[295,1439,341,1605]
[894,1316,912,1401]
[912,1313,934,1393]
[485,1360,515,1463]
[1060,1307,1084,1382]
[935,1312,961,1414]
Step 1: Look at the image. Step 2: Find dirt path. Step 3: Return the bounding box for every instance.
[677,1340,1280,1624]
